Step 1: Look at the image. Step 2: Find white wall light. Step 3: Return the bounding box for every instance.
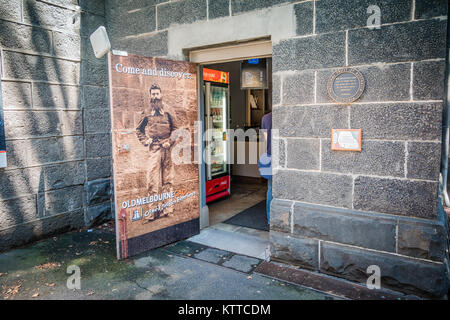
[90,26,111,59]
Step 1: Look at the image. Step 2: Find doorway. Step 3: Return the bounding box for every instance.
[187,41,273,259]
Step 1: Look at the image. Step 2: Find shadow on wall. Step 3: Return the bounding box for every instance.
[0,0,110,252]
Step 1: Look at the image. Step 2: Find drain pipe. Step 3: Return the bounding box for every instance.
[440,15,450,207]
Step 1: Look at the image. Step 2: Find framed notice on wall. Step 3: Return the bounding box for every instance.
[331,129,362,152]
[240,58,268,89]
[108,52,200,260]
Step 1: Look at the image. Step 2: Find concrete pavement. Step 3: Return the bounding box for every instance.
[0,226,338,300]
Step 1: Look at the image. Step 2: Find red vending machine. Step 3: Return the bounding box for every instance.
[203,68,230,203]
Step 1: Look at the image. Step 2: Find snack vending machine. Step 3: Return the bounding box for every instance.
[203,68,230,203]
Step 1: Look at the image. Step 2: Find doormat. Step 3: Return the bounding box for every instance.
[223,201,269,231]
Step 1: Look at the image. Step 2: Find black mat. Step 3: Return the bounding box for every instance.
[223,201,269,231]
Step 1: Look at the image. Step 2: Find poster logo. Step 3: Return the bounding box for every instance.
[131,209,142,222]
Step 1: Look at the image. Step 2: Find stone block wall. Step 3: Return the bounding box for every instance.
[0,0,445,297]
[0,0,112,251]
[270,0,449,298]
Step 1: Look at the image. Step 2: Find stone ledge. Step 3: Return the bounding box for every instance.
[319,241,448,298]
[292,202,397,253]
[397,215,447,262]
[270,231,318,271]
[255,261,420,300]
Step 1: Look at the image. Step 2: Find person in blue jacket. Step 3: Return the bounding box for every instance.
[258,112,272,223]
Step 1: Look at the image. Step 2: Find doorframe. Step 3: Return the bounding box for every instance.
[187,39,273,230]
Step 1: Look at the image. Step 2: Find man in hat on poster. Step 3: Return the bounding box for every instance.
[136,84,176,219]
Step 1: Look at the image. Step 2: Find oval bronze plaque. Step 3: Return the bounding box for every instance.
[327,67,365,104]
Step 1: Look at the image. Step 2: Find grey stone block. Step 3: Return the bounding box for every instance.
[273,105,349,138]
[84,108,111,133]
[222,254,260,273]
[37,185,84,217]
[316,0,411,34]
[0,167,41,200]
[157,0,207,30]
[108,5,155,39]
[86,178,111,206]
[32,83,81,110]
[293,202,397,252]
[42,0,78,9]
[407,142,441,181]
[80,11,106,37]
[4,140,29,169]
[414,0,448,19]
[113,30,168,57]
[85,133,112,158]
[270,199,292,233]
[82,85,108,109]
[3,51,80,84]
[294,1,314,36]
[273,170,353,208]
[413,60,446,101]
[23,0,80,32]
[348,20,447,65]
[0,209,84,252]
[320,242,448,297]
[272,74,281,105]
[286,138,320,170]
[107,0,164,11]
[0,195,37,229]
[86,157,112,181]
[61,111,83,135]
[3,110,82,139]
[321,140,405,177]
[27,136,84,165]
[270,231,319,271]
[42,161,85,191]
[0,0,22,21]
[53,31,81,60]
[79,0,105,16]
[282,70,315,105]
[0,20,52,54]
[397,217,446,262]
[81,59,108,86]
[278,138,286,167]
[317,63,411,103]
[1,81,32,109]
[194,248,230,263]
[350,102,442,141]
[353,176,438,219]
[273,32,346,72]
[209,0,230,19]
[231,0,295,15]
[85,202,112,227]
[271,136,286,168]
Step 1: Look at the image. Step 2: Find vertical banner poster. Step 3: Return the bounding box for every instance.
[109,53,200,260]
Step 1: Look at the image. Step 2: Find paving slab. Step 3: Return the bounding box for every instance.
[222,254,261,273]
[194,248,232,264]
[188,227,269,259]
[0,229,337,300]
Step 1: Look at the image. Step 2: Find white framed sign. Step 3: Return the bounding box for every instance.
[331,129,362,152]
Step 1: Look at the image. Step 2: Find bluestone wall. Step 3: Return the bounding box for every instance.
[0,0,448,298]
[0,0,112,251]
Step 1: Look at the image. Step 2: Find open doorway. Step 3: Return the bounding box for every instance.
[204,59,272,230]
[189,52,273,259]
